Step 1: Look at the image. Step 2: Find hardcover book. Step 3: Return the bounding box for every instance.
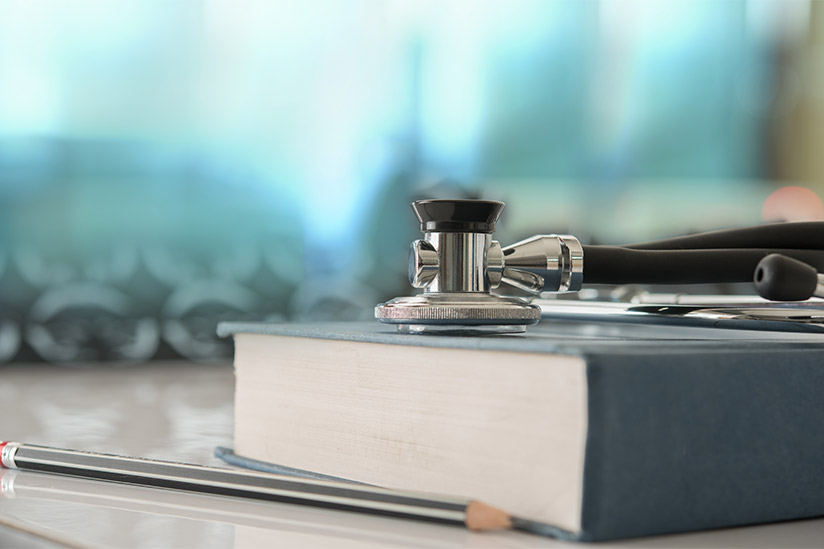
[217,320,824,541]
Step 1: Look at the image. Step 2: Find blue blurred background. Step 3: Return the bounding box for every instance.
[1,0,822,363]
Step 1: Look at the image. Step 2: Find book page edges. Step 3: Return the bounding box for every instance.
[233,332,588,534]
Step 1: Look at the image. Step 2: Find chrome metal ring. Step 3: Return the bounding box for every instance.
[1,442,19,469]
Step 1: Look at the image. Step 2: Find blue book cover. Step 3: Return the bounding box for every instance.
[218,319,824,541]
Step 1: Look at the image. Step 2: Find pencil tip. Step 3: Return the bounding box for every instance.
[465,500,512,531]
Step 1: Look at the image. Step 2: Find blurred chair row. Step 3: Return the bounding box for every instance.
[0,244,390,365]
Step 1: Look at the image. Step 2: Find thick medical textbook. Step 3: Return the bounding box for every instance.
[218,320,824,541]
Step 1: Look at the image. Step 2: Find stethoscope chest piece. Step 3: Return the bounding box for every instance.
[375,199,568,334]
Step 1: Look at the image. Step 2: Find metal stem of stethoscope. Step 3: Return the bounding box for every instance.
[375,199,824,333]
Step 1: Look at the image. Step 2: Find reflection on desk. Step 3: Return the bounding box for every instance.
[0,362,822,548]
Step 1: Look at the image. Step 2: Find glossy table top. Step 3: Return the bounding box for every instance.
[0,362,822,548]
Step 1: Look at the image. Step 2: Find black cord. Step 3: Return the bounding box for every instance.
[582,247,824,285]
[626,222,824,251]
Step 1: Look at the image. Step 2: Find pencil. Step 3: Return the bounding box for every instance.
[0,441,517,533]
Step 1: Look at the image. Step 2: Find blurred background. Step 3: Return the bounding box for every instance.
[1,0,823,364]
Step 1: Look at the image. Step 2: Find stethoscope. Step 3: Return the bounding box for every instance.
[375,199,824,334]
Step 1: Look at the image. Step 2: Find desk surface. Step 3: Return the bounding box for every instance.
[0,363,822,548]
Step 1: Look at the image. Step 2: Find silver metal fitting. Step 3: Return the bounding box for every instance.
[501,234,584,294]
[409,234,507,294]
[487,241,504,289]
[406,233,583,296]
[409,240,439,288]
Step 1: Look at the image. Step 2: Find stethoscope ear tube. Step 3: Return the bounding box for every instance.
[626,222,824,251]
[582,247,824,285]
[583,222,824,288]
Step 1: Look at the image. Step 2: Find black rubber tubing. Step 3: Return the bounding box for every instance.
[582,247,824,285]
[626,222,824,251]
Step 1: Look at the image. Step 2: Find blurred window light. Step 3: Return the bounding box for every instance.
[0,1,61,134]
